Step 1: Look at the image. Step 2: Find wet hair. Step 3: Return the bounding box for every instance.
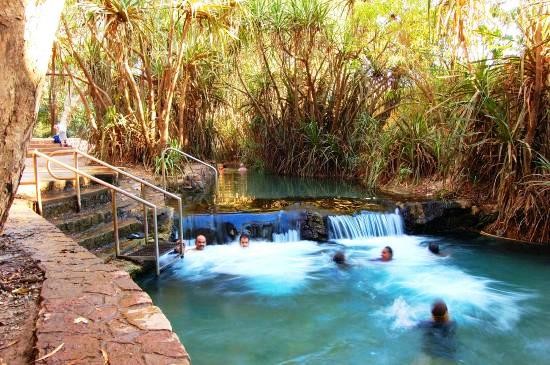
[384,246,393,257]
[239,233,249,242]
[332,251,346,265]
[429,242,440,254]
[431,300,448,321]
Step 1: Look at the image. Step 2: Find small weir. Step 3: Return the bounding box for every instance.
[173,207,404,244]
[327,209,404,239]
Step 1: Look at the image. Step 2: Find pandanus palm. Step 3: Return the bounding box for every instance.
[61,0,239,162]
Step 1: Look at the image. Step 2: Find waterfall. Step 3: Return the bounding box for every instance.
[272,229,300,242]
[328,209,404,239]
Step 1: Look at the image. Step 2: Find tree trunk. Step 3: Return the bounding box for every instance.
[49,41,57,134]
[0,0,65,231]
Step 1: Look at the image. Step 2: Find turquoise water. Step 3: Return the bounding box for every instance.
[138,172,550,364]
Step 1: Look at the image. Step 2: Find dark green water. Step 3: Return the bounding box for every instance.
[180,169,385,214]
[138,171,550,365]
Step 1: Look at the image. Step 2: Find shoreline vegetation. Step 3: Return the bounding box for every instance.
[33,0,547,244]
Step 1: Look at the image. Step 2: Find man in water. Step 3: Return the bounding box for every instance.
[239,233,250,248]
[417,300,457,361]
[194,235,207,251]
[381,246,393,261]
[172,234,207,254]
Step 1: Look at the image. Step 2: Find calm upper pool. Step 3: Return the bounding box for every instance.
[138,171,550,365]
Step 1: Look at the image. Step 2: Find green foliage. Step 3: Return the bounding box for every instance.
[41,0,547,242]
[153,140,184,177]
[33,106,52,138]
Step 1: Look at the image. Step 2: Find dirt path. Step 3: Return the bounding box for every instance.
[0,234,44,365]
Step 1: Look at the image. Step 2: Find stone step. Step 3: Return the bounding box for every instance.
[20,166,118,185]
[18,169,119,199]
[50,206,125,234]
[34,185,112,218]
[18,175,94,197]
[73,218,143,250]
[92,237,149,261]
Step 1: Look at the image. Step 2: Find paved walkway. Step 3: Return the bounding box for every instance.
[4,200,191,365]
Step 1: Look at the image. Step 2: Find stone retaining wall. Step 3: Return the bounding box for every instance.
[4,200,190,365]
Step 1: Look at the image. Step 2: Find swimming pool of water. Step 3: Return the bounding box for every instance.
[138,172,550,364]
[139,232,550,364]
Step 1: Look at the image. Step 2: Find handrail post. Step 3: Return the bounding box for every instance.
[153,207,160,276]
[111,190,120,257]
[141,183,149,244]
[74,151,81,212]
[161,150,167,189]
[33,152,42,215]
[178,199,184,257]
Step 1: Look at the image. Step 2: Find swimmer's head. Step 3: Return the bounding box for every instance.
[195,235,207,250]
[431,300,449,323]
[381,246,393,261]
[332,251,346,265]
[239,233,250,248]
[429,242,440,254]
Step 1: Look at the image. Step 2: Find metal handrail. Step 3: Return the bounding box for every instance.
[32,150,180,275]
[44,149,184,252]
[160,147,218,189]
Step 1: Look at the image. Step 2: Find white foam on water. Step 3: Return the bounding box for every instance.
[172,240,329,295]
[170,231,532,329]
[343,235,535,331]
[384,296,420,329]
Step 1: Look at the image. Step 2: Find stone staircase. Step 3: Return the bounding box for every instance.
[17,139,178,275]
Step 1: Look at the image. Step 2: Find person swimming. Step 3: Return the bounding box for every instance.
[429,243,440,255]
[238,163,247,173]
[332,251,346,265]
[370,246,393,262]
[428,242,448,257]
[417,300,457,361]
[381,246,393,261]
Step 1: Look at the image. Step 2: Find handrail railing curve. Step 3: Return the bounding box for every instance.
[44,148,184,253]
[32,149,182,275]
[160,147,218,189]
